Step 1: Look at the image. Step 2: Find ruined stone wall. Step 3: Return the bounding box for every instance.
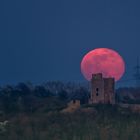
[68,100,80,109]
[62,100,80,113]
[118,103,140,113]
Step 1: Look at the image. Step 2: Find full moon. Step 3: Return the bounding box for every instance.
[81,48,125,82]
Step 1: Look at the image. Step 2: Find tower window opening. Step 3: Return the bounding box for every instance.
[96,88,99,92]
[96,88,99,96]
[96,93,99,96]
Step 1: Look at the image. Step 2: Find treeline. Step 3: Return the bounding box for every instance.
[0,82,89,114]
[116,87,140,104]
[0,81,140,114]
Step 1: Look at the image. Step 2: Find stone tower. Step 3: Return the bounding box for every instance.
[90,73,115,104]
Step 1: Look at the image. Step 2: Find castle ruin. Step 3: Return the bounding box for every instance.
[66,73,140,113]
[89,73,115,104]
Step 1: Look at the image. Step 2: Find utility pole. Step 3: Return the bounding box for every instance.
[134,57,140,87]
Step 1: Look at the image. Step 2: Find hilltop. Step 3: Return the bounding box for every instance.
[0,82,139,140]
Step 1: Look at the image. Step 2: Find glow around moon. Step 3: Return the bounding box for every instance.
[81,48,125,82]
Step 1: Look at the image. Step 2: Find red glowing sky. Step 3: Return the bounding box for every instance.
[81,48,125,81]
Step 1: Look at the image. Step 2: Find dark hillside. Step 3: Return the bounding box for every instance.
[0,82,139,140]
[0,104,140,140]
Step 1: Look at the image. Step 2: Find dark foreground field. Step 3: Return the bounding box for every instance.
[0,104,140,140]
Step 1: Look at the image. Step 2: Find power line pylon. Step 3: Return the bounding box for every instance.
[134,57,140,87]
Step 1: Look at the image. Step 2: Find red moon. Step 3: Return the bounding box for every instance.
[81,48,125,82]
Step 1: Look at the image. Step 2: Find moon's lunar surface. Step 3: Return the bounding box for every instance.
[81,48,125,81]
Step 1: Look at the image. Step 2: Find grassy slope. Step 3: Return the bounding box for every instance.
[0,104,140,140]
